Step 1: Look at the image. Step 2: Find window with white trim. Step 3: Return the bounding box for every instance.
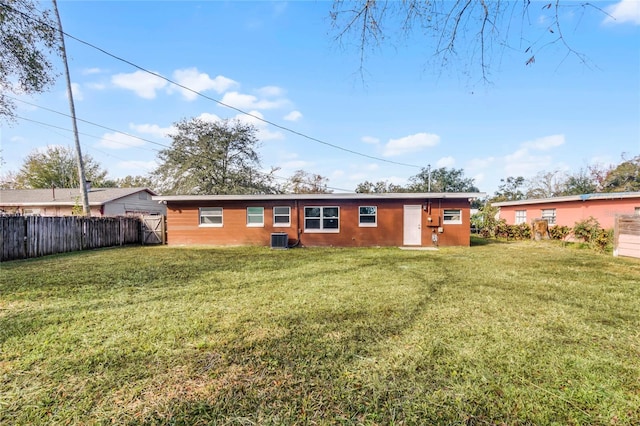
[443,209,462,224]
[515,210,527,225]
[635,207,640,216]
[273,206,291,227]
[541,209,556,225]
[359,206,377,227]
[200,207,223,226]
[304,206,339,232]
[247,207,264,227]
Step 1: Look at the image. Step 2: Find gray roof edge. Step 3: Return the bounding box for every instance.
[492,191,640,207]
[0,187,157,206]
[153,192,486,202]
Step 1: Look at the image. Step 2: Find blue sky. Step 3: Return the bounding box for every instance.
[1,0,639,194]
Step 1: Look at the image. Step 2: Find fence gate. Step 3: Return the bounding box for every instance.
[142,215,166,245]
[614,215,640,259]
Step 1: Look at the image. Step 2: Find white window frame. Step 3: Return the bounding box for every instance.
[273,206,291,227]
[515,210,527,225]
[443,209,462,225]
[304,206,340,233]
[246,207,264,227]
[359,206,377,227]
[541,209,556,225]
[199,207,223,227]
[635,207,640,216]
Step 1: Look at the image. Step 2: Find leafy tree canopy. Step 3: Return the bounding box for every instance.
[408,167,479,193]
[602,155,640,192]
[493,176,526,202]
[354,180,405,194]
[112,175,155,190]
[152,118,278,195]
[12,145,110,189]
[1,0,60,122]
[285,169,332,194]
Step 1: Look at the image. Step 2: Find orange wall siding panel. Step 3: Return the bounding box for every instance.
[165,198,472,247]
[499,198,640,229]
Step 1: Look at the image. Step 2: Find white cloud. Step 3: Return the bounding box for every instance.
[467,157,496,170]
[284,110,303,122]
[197,112,222,123]
[70,83,83,101]
[280,159,311,169]
[257,86,285,97]
[363,163,379,171]
[82,67,103,75]
[383,132,440,157]
[129,123,176,138]
[116,160,157,172]
[361,136,380,144]
[86,82,106,90]
[96,132,146,149]
[522,134,565,151]
[221,91,288,110]
[169,68,238,100]
[502,134,565,177]
[112,70,167,99]
[604,0,640,25]
[436,156,455,168]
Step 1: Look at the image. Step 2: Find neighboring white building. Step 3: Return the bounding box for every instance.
[0,187,165,217]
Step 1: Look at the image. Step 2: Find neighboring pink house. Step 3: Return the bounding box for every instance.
[492,192,640,229]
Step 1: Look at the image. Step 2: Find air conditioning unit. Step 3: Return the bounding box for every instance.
[270,233,289,249]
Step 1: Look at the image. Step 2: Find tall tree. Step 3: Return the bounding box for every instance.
[355,180,406,193]
[560,168,599,196]
[12,146,110,188]
[113,175,155,189]
[408,167,479,193]
[602,155,640,192]
[525,170,567,199]
[0,0,60,122]
[152,118,278,195]
[285,170,332,194]
[330,1,599,82]
[493,176,526,202]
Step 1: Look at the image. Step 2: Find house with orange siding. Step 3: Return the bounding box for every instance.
[492,192,640,229]
[153,192,484,248]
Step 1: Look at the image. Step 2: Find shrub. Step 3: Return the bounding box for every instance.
[573,217,613,252]
[549,225,571,240]
[573,217,600,242]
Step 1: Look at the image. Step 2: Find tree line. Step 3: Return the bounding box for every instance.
[2,114,638,200]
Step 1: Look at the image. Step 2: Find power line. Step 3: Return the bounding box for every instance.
[0,1,424,170]
[9,95,172,151]
[14,115,162,153]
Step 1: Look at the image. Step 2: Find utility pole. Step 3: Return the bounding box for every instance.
[428,164,432,192]
[52,0,90,217]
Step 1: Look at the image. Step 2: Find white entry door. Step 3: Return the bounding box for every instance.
[403,205,422,246]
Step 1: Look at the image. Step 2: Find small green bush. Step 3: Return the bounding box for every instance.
[549,225,571,240]
[573,217,601,242]
[573,217,613,252]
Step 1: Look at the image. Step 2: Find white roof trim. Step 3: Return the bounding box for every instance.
[153,192,486,202]
[492,191,640,207]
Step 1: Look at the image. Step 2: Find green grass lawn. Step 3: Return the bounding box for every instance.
[1,239,639,425]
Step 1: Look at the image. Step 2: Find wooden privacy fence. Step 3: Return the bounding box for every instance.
[1,216,144,262]
[614,215,640,259]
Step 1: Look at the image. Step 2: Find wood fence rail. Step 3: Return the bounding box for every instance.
[1,216,143,262]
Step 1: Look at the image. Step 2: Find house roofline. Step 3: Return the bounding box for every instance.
[492,191,640,207]
[153,192,486,202]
